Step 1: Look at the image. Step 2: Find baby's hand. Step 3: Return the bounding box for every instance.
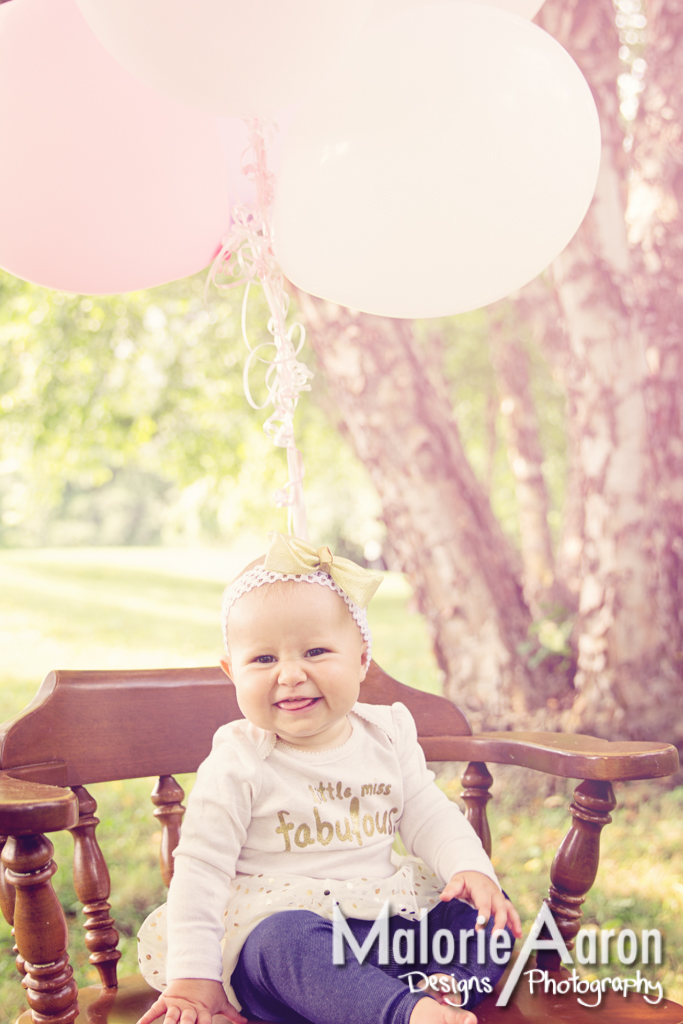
[440,871,522,939]
[136,978,247,1024]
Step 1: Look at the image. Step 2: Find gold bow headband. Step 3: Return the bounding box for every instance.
[263,532,382,609]
[221,533,382,655]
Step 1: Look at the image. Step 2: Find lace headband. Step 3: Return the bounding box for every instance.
[221,567,373,660]
[221,533,382,658]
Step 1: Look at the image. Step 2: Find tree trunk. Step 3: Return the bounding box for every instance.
[511,278,585,601]
[535,0,682,743]
[488,302,564,616]
[296,292,565,730]
[628,0,683,736]
[295,0,683,749]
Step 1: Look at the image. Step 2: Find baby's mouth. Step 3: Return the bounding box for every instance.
[275,696,321,712]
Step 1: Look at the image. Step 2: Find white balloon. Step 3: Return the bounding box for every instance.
[273,1,600,319]
[75,0,373,117]
[369,0,545,23]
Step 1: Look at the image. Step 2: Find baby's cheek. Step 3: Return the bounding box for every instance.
[234,684,271,724]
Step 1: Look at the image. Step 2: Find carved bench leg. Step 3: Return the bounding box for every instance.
[151,776,185,888]
[0,836,14,921]
[460,762,493,857]
[537,779,616,971]
[0,834,27,979]
[70,785,121,989]
[2,833,79,1024]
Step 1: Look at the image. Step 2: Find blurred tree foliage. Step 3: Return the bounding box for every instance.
[0,270,384,556]
[0,268,567,563]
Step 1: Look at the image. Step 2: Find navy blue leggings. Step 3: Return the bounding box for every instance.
[232,899,514,1024]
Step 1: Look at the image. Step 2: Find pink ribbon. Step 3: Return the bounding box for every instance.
[207,119,311,540]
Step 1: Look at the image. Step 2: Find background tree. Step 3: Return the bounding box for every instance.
[295,292,570,732]
[2,0,681,752]
[531,0,683,745]
[299,0,683,749]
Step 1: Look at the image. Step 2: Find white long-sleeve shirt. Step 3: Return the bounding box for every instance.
[165,701,498,985]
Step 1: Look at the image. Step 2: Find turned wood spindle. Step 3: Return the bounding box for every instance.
[460,761,493,857]
[536,779,616,971]
[69,785,121,989]
[2,833,79,1024]
[0,834,26,978]
[0,836,15,924]
[151,776,185,888]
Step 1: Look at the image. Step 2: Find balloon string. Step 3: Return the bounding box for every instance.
[206,118,311,541]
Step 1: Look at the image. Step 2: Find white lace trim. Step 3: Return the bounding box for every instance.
[275,720,356,756]
[137,857,442,995]
[221,569,372,660]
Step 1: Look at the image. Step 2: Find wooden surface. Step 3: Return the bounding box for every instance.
[16,968,682,1024]
[460,761,493,856]
[2,659,680,1023]
[16,976,159,1024]
[71,786,121,989]
[419,730,679,780]
[360,663,472,736]
[538,781,616,969]
[151,776,185,888]
[0,662,470,786]
[0,774,78,835]
[4,830,79,1023]
[0,667,241,785]
[0,661,678,789]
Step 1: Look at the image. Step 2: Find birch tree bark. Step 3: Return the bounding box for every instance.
[628,0,683,732]
[488,302,566,617]
[512,280,585,600]
[296,292,566,730]
[535,0,682,743]
[294,0,683,748]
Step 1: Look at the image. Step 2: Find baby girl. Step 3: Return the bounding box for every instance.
[137,533,521,1024]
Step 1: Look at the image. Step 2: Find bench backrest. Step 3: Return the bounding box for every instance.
[0,661,471,786]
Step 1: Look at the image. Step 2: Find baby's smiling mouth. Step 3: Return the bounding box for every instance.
[274,696,321,712]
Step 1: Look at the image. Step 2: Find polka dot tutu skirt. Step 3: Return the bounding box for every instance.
[137,854,443,998]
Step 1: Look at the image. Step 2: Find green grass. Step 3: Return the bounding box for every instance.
[0,547,681,1021]
[491,783,683,1003]
[0,545,441,726]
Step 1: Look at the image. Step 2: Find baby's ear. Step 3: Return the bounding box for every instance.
[219,657,233,680]
[359,642,370,681]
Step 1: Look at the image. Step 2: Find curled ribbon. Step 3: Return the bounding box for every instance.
[263,532,383,609]
[207,119,312,540]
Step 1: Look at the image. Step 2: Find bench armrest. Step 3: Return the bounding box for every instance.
[0,773,81,1023]
[0,772,79,835]
[419,731,679,780]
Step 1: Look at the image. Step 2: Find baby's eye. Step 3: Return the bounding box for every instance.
[305,647,328,658]
[254,654,276,664]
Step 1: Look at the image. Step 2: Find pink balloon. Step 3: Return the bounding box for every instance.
[0,0,232,294]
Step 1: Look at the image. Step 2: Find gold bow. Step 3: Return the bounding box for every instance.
[263,532,382,608]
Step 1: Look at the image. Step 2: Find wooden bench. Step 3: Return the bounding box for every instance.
[0,661,681,1024]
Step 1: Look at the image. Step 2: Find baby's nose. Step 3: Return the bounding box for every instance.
[277,659,307,685]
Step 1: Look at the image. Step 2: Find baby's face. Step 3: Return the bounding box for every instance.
[221,581,369,750]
